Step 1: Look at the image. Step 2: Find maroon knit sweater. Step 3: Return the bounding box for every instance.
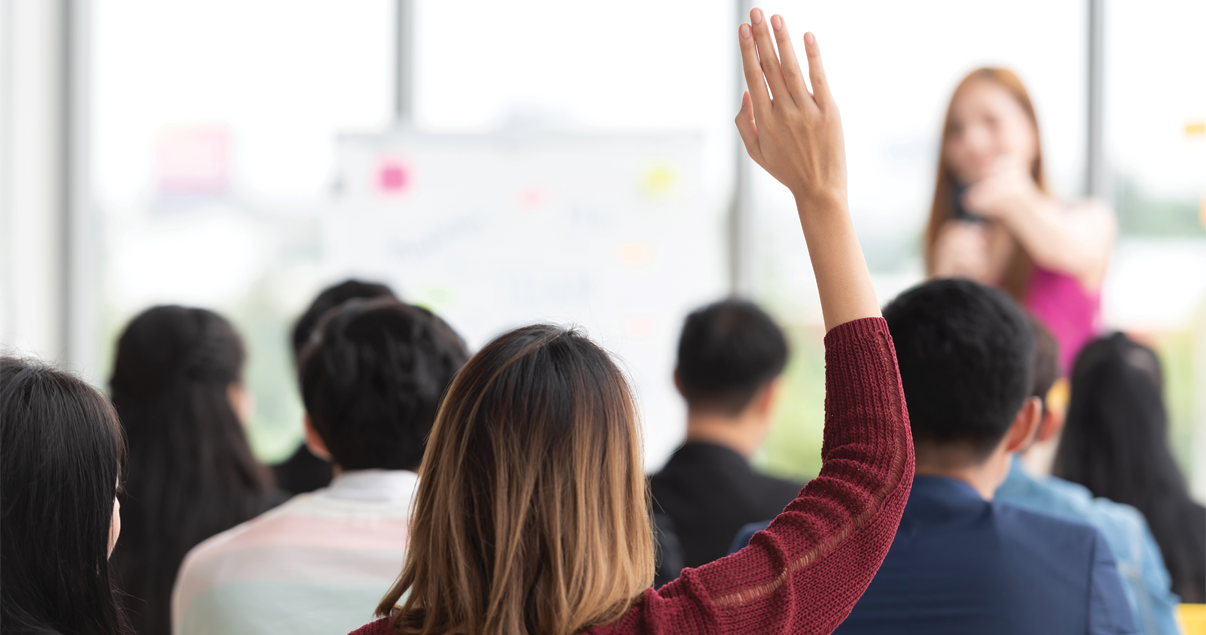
[350,317,914,635]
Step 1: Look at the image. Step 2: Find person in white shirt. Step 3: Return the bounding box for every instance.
[173,298,469,635]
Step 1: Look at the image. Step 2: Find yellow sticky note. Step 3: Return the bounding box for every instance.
[642,166,676,196]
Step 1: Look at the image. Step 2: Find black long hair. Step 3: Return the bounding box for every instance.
[108,306,280,635]
[1,357,135,635]
[1053,333,1206,602]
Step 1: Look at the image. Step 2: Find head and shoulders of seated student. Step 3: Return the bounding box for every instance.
[275,279,401,496]
[173,298,469,634]
[658,299,799,484]
[108,305,284,635]
[883,279,1075,523]
[296,297,468,502]
[650,298,803,569]
[829,278,1137,634]
[997,318,1154,530]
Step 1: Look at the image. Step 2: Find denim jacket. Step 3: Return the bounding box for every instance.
[996,457,1182,635]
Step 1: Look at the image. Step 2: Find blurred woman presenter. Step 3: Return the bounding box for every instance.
[925,68,1115,371]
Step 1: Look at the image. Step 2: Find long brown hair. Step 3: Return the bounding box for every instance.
[923,67,1048,301]
[377,324,655,635]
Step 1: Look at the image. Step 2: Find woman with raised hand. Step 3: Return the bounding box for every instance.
[1,357,135,635]
[350,9,913,635]
[925,68,1116,371]
[108,306,285,635]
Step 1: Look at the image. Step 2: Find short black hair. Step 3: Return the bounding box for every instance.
[883,278,1034,460]
[291,279,397,359]
[1028,316,1060,413]
[299,299,469,471]
[676,299,789,416]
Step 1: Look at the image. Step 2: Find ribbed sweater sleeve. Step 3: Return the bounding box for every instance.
[593,316,915,635]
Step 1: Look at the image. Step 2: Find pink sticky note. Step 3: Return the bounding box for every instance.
[519,186,546,209]
[377,160,411,194]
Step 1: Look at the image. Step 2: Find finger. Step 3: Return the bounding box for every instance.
[735,91,764,165]
[738,23,772,117]
[802,31,835,109]
[750,8,794,106]
[770,15,810,108]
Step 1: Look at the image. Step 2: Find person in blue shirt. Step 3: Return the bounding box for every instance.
[732,279,1137,635]
[995,318,1180,635]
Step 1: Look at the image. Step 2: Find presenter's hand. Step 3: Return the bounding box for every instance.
[735,10,846,210]
[963,159,1045,222]
[931,221,990,282]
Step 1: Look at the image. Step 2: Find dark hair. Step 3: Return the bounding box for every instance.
[1054,333,1206,602]
[291,279,397,359]
[300,299,469,471]
[676,299,789,416]
[883,278,1034,460]
[1028,316,1060,412]
[108,306,279,635]
[1,357,135,635]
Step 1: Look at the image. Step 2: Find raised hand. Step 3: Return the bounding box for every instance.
[735,11,846,210]
[735,9,879,331]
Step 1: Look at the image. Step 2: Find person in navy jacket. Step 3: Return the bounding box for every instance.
[732,279,1136,635]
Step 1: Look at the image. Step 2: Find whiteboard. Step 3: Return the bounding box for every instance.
[325,129,728,469]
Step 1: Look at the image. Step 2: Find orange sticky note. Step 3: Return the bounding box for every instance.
[619,243,649,264]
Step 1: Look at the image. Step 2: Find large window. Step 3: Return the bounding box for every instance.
[1101,0,1206,488]
[92,0,394,458]
[91,0,735,464]
[87,1,1204,493]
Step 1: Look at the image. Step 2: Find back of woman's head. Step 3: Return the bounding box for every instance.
[108,305,273,634]
[1056,332,1179,501]
[377,324,654,635]
[1,357,133,635]
[1054,332,1205,600]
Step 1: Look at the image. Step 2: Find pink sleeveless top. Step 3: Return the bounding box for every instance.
[1023,266,1101,372]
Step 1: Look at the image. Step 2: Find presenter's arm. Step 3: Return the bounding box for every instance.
[965,165,1116,290]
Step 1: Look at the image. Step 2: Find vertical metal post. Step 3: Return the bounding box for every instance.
[1085,0,1105,199]
[63,0,96,376]
[729,0,753,296]
[395,0,414,122]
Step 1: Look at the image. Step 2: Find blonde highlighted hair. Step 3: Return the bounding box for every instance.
[377,324,655,635]
[923,67,1048,301]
